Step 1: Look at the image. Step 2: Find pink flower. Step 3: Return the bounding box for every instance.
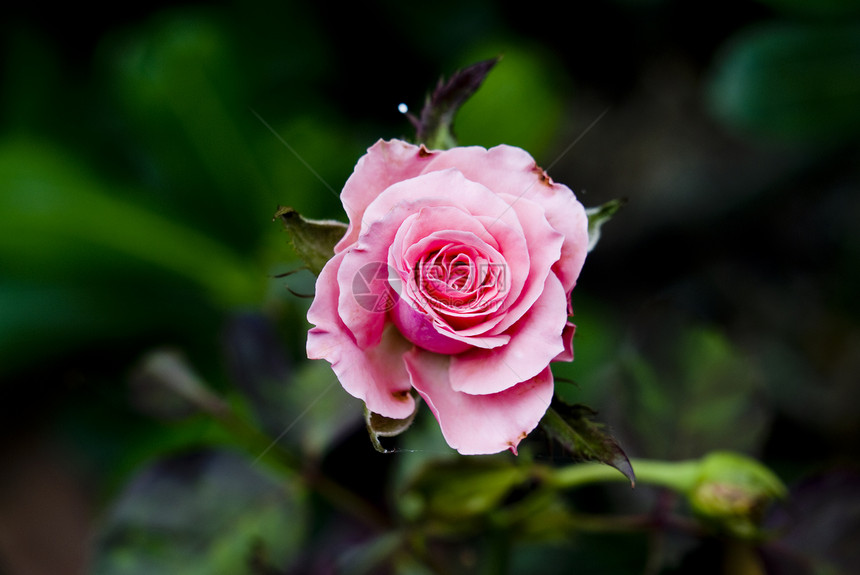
[307,139,589,454]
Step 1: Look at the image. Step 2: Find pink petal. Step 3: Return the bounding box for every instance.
[422,144,537,193]
[449,273,568,395]
[307,252,416,419]
[336,140,438,253]
[398,224,528,336]
[336,180,516,351]
[391,298,473,354]
[360,169,524,243]
[397,206,500,261]
[553,321,576,362]
[336,244,392,350]
[337,170,510,350]
[406,350,554,455]
[423,144,588,294]
[398,228,508,337]
[387,204,532,340]
[335,199,445,350]
[484,195,563,335]
[335,168,530,351]
[526,184,588,296]
[391,297,510,351]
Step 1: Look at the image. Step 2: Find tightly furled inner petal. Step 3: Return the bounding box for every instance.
[416,246,501,316]
[400,228,504,306]
[405,238,509,334]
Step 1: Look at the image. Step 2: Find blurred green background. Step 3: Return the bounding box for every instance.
[2,0,859,573]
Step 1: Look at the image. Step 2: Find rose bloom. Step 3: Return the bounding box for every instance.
[307,139,589,454]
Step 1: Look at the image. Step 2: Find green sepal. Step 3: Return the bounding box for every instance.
[411,57,500,150]
[274,205,347,276]
[365,394,420,454]
[585,198,626,253]
[540,400,635,486]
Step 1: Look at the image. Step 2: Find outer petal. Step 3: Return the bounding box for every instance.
[406,350,554,455]
[449,273,568,395]
[525,179,589,296]
[307,252,416,419]
[336,242,392,350]
[485,195,563,335]
[391,297,475,354]
[424,144,588,294]
[360,168,524,243]
[336,139,438,253]
[553,321,576,363]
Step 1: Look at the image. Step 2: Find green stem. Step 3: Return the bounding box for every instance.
[426,128,457,151]
[549,458,701,494]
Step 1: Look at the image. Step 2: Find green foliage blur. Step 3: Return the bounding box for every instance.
[2,0,859,574]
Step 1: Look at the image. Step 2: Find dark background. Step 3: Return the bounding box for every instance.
[2,1,859,573]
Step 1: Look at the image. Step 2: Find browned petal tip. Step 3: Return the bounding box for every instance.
[532,164,554,186]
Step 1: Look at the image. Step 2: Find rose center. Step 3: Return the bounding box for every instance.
[411,247,504,317]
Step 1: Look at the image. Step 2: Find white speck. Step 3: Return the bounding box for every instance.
[398,103,408,114]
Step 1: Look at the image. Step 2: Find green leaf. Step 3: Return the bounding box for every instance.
[365,395,420,454]
[91,450,306,575]
[274,205,347,276]
[708,22,860,142]
[585,198,626,252]
[540,401,635,486]
[0,138,260,307]
[412,57,500,150]
[400,458,530,522]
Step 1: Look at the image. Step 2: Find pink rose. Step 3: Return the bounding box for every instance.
[307,139,589,454]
